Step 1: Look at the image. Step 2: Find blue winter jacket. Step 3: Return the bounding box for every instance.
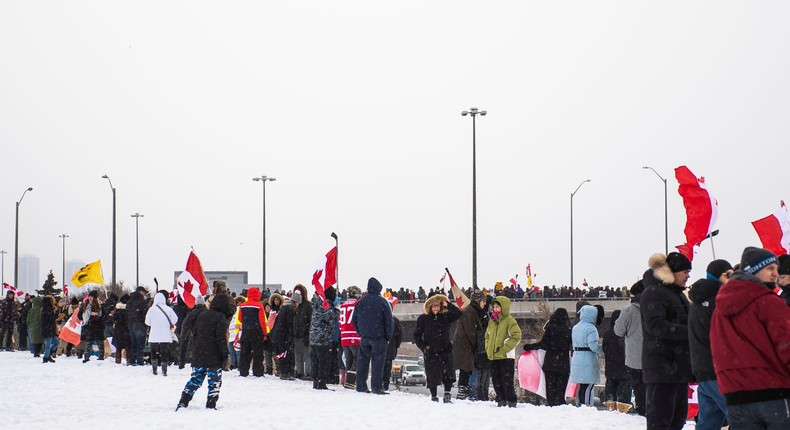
[351,277,394,341]
[569,305,602,384]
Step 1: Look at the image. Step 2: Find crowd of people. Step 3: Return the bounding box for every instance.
[1,246,789,429]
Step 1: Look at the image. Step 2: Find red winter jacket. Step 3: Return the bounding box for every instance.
[710,274,790,405]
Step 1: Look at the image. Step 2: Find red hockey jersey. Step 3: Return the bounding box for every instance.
[339,298,360,347]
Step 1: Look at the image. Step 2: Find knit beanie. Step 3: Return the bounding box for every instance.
[629,280,645,296]
[778,254,790,276]
[740,247,778,275]
[666,252,692,273]
[706,259,733,280]
[471,290,485,303]
[291,291,303,304]
[346,286,363,299]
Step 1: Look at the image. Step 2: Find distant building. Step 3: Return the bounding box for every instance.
[171,270,280,295]
[18,254,39,293]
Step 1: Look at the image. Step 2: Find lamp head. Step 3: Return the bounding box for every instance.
[461,111,468,116]
[27,187,33,191]
[102,174,109,179]
[480,110,487,116]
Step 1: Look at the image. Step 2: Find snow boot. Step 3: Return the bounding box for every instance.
[605,401,617,411]
[313,379,320,390]
[443,392,453,404]
[456,385,470,400]
[42,356,48,364]
[152,359,159,375]
[617,402,632,413]
[162,363,168,376]
[206,395,218,410]
[507,401,517,408]
[47,356,56,363]
[175,392,192,411]
[343,370,356,389]
[339,369,347,386]
[82,352,90,363]
[318,381,331,391]
[497,400,506,407]
[431,396,439,402]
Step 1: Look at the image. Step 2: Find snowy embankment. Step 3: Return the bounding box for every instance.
[1,352,660,430]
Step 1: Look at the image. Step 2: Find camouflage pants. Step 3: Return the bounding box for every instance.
[183,367,222,399]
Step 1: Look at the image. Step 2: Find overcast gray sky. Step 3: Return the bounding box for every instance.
[1,1,787,295]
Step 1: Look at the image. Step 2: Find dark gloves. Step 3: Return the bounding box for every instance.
[523,343,538,351]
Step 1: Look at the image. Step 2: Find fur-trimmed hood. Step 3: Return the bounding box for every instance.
[423,294,448,315]
[268,293,284,310]
[648,253,675,285]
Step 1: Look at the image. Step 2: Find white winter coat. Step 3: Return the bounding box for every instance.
[145,293,179,343]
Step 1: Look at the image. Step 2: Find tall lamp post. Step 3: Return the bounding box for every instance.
[642,166,669,255]
[131,213,144,288]
[252,176,276,290]
[570,179,591,288]
[59,234,69,289]
[102,175,117,286]
[0,250,6,295]
[461,107,486,289]
[14,187,33,290]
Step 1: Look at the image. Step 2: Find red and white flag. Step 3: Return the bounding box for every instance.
[176,251,209,309]
[444,268,470,308]
[687,383,700,419]
[311,246,337,309]
[509,274,518,287]
[63,284,69,296]
[675,166,718,262]
[439,273,446,284]
[58,308,82,346]
[582,278,589,287]
[2,283,26,301]
[752,201,790,256]
[168,289,179,304]
[385,296,399,309]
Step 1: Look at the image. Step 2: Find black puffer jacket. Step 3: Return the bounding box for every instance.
[640,268,692,384]
[126,292,148,330]
[603,310,628,380]
[524,308,572,374]
[40,305,59,339]
[191,295,230,368]
[688,278,721,382]
[270,300,295,353]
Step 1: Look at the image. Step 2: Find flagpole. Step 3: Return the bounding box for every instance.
[59,234,68,293]
[331,232,339,291]
[709,231,717,260]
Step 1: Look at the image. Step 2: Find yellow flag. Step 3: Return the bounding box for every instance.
[71,260,104,287]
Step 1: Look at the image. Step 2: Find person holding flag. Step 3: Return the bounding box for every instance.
[309,286,340,390]
[0,291,18,351]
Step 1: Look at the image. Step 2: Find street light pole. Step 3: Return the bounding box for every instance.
[570,179,591,288]
[14,187,33,290]
[130,213,144,288]
[252,176,276,291]
[643,166,669,255]
[59,234,69,289]
[461,107,487,289]
[0,250,6,295]
[102,175,117,286]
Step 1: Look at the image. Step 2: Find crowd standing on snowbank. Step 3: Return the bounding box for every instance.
[1,247,789,429]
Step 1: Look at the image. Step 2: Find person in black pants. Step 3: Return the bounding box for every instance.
[523,308,572,406]
[603,310,631,412]
[237,287,267,377]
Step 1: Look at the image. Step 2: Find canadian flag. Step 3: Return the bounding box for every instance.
[752,201,790,256]
[385,295,399,309]
[439,273,446,284]
[311,246,337,309]
[582,278,588,287]
[444,268,470,308]
[168,289,179,304]
[176,251,209,309]
[675,166,718,262]
[2,283,26,301]
[58,308,82,346]
[687,383,700,419]
[63,284,69,296]
[509,274,518,287]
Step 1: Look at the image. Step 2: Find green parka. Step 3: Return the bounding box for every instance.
[27,297,43,345]
[485,296,522,360]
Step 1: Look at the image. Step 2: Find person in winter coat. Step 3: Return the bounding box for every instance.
[523,307,571,407]
[414,294,463,403]
[309,287,340,390]
[80,291,106,363]
[126,287,149,366]
[339,285,363,387]
[237,287,268,377]
[228,297,245,371]
[776,254,790,306]
[711,247,790,429]
[270,292,296,380]
[453,290,487,400]
[145,291,179,376]
[613,280,646,416]
[178,295,208,369]
[688,260,732,430]
[177,294,232,411]
[27,296,43,356]
[292,284,312,380]
[18,295,30,351]
[112,294,131,365]
[640,252,693,430]
[381,297,402,392]
[40,295,60,363]
[0,291,18,351]
[569,305,602,406]
[603,310,630,412]
[351,277,394,395]
[484,295,522,407]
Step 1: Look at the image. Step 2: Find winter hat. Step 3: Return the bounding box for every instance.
[778,254,790,276]
[471,290,485,303]
[740,247,778,275]
[89,290,99,299]
[666,252,692,273]
[706,259,733,280]
[291,291,303,304]
[324,287,337,303]
[629,280,645,296]
[347,285,362,299]
[194,295,206,306]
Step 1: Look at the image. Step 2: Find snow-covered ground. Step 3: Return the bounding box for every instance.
[1,351,667,430]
